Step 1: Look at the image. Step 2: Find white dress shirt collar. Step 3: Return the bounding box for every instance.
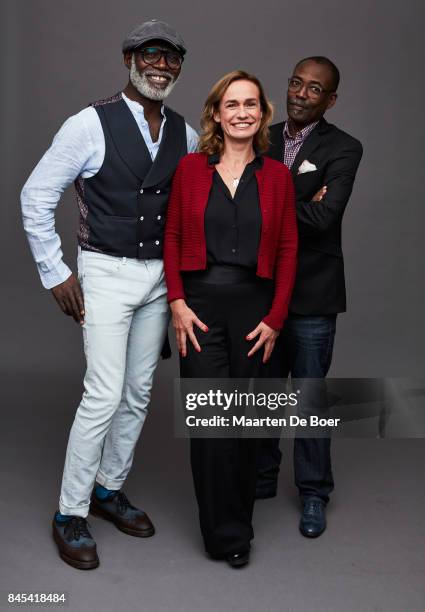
[121,91,166,119]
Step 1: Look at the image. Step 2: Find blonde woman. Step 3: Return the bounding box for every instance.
[164,71,298,567]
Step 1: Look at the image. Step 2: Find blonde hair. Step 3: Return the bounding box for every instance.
[198,70,274,156]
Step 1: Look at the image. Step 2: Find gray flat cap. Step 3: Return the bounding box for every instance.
[122,19,186,55]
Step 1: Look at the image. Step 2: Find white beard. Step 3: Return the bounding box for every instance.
[130,55,178,101]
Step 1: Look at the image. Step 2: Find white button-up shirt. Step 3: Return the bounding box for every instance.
[21,92,198,289]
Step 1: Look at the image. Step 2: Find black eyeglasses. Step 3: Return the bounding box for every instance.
[288,77,334,98]
[136,46,183,70]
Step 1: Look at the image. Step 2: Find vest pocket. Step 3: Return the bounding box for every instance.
[89,214,138,254]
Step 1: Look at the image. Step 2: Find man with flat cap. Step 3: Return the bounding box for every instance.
[21,19,198,569]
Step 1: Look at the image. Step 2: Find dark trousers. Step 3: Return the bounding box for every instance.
[258,314,337,504]
[181,272,274,555]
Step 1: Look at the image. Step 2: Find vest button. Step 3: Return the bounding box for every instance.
[140,216,144,221]
[157,215,161,220]
[140,188,144,194]
[155,240,160,245]
[156,189,161,194]
[139,242,143,247]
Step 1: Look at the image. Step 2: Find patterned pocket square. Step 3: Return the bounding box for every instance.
[297,160,317,175]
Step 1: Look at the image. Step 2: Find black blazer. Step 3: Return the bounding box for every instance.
[266,118,363,315]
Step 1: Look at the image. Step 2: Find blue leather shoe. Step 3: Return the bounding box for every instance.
[90,489,154,537]
[299,499,326,538]
[52,513,99,570]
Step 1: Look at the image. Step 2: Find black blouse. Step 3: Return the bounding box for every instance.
[204,153,263,268]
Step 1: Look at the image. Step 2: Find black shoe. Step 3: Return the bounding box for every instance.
[90,489,155,537]
[52,513,99,570]
[226,550,250,568]
[299,499,326,538]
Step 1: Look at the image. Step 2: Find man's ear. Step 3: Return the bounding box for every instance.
[326,92,337,111]
[123,51,133,70]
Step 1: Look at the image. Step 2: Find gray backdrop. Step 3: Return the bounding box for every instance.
[1,2,424,611]
[2,0,424,378]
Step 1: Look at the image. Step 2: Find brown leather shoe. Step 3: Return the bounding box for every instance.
[52,514,99,570]
[90,490,155,537]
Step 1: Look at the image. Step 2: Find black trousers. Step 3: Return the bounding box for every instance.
[180,269,274,556]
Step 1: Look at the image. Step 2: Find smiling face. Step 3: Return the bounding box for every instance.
[124,39,182,101]
[286,59,337,127]
[213,79,262,144]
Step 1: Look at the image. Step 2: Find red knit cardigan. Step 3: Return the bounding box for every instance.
[163,152,298,330]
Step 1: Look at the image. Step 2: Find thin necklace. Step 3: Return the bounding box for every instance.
[219,154,255,189]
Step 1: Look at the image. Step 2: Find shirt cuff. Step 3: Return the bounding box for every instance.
[38,261,73,289]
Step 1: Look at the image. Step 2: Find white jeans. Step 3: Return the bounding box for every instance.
[59,250,169,517]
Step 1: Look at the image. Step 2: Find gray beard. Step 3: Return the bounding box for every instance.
[130,55,178,101]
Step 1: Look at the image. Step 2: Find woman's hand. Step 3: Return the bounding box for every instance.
[246,321,279,363]
[170,299,209,357]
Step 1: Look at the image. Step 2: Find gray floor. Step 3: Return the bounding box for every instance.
[1,371,424,612]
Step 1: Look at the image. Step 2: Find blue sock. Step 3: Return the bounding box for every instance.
[95,484,117,500]
[55,511,73,523]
